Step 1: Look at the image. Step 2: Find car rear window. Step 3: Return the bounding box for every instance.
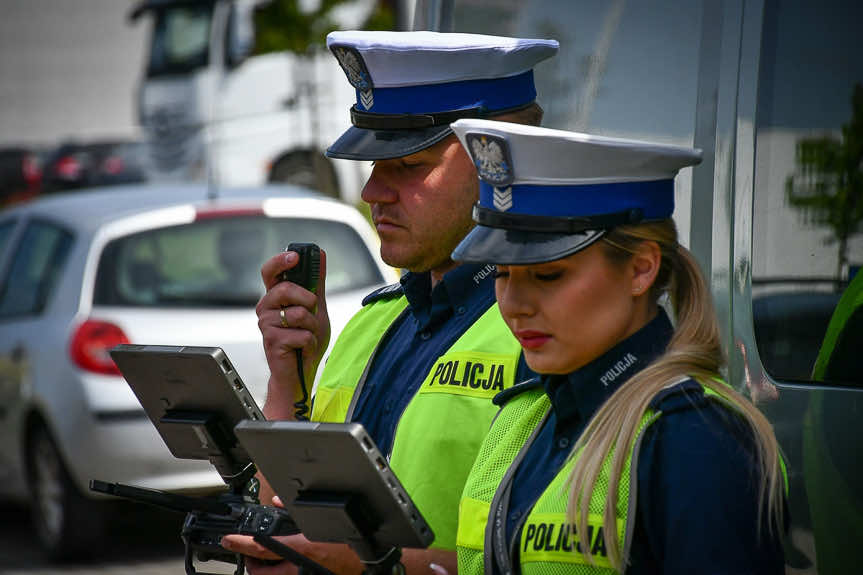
[93,216,383,307]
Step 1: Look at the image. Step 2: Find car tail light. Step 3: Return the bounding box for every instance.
[69,320,130,376]
[21,154,42,187]
[55,155,83,180]
[101,155,124,175]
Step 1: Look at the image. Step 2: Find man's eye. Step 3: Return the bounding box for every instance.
[492,270,509,279]
[535,271,563,282]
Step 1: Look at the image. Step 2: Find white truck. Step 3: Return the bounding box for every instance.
[129,0,382,204]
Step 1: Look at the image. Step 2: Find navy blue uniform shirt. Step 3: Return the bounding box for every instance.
[352,262,532,456]
[495,310,785,574]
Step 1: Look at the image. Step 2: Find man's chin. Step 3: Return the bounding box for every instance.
[380,244,414,269]
[381,255,432,275]
[379,243,458,275]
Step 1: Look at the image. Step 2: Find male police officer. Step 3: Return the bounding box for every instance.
[222,31,558,574]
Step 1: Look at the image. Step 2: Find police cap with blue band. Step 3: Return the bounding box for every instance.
[450,119,703,265]
[325,31,559,161]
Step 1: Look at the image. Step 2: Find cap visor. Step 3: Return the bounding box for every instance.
[326,125,454,160]
[452,225,606,265]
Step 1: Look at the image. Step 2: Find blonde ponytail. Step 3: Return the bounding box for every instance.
[567,220,785,571]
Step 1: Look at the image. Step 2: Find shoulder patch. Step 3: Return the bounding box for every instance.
[493,376,543,406]
[362,282,404,306]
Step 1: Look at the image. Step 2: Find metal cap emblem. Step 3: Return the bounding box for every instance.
[467,133,514,189]
[331,45,374,109]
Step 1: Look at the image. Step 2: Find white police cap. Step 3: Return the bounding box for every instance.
[450,119,703,265]
[325,31,559,161]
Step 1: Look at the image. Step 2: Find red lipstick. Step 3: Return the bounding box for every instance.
[514,330,551,350]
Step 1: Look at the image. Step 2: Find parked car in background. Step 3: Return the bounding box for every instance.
[42,139,148,193]
[0,182,396,559]
[0,147,43,207]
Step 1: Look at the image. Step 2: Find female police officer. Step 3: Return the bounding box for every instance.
[447,119,787,574]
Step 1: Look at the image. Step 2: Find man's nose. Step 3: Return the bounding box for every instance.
[361,165,399,204]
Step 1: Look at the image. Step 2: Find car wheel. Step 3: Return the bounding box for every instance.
[269,151,339,199]
[26,423,107,560]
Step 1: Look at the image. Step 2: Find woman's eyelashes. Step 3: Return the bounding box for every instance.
[534,269,564,282]
[492,268,564,282]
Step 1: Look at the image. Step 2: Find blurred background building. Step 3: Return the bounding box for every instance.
[0,0,147,146]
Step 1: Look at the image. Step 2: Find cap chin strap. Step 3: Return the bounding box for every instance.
[472,204,644,234]
[350,105,483,130]
[349,101,537,131]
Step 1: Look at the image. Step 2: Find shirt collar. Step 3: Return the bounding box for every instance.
[400,262,497,330]
[544,308,675,429]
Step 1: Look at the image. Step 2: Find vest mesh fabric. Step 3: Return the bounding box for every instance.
[457,388,551,573]
[312,296,408,422]
[518,413,654,575]
[314,298,521,550]
[388,302,522,549]
[458,382,716,575]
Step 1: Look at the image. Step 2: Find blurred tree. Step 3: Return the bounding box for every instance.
[253,0,396,55]
[786,83,863,280]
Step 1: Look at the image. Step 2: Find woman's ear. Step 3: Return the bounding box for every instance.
[630,240,661,296]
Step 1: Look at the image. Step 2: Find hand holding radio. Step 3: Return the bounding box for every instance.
[278,243,324,421]
[278,243,321,294]
[256,243,330,421]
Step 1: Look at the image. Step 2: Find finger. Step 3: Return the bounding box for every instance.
[272,495,284,508]
[269,305,319,333]
[220,534,282,561]
[262,251,299,291]
[260,326,318,358]
[258,282,318,318]
[277,278,319,311]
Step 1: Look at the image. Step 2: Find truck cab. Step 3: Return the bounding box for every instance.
[130,0,371,203]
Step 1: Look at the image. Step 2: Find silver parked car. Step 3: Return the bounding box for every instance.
[0,183,396,558]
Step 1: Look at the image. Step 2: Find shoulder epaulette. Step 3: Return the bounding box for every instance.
[493,377,544,406]
[362,282,405,306]
[648,377,708,413]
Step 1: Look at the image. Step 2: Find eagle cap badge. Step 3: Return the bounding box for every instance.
[331,45,374,109]
[466,133,514,188]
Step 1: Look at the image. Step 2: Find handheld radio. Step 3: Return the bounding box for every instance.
[279,243,321,293]
[278,243,321,421]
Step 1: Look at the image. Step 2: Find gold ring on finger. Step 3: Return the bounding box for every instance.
[279,307,289,328]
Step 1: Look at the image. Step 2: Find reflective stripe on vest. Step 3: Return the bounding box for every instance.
[457,378,748,575]
[312,297,522,550]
